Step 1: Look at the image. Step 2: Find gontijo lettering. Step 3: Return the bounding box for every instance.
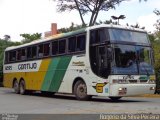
[18,63,37,70]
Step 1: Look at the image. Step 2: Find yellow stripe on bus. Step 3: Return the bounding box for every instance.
[3,58,51,90]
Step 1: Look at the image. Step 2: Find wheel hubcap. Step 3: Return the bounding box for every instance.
[77,84,87,98]
[20,84,24,93]
[14,82,19,92]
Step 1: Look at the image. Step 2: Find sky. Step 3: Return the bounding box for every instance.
[0,0,160,41]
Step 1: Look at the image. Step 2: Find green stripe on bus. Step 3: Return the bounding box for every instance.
[41,57,60,91]
[41,56,72,92]
[48,56,72,92]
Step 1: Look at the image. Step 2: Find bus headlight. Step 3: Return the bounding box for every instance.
[118,87,127,95]
[112,79,128,84]
[150,87,155,90]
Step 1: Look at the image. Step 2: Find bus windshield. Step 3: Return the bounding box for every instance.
[112,44,154,75]
[89,27,154,78]
[109,28,150,44]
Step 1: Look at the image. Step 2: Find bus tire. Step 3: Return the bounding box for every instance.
[13,80,19,94]
[109,97,122,101]
[74,80,91,100]
[19,80,26,95]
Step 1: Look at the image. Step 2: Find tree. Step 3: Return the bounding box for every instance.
[126,23,145,29]
[20,33,42,44]
[55,0,127,26]
[95,19,118,25]
[58,22,86,33]
[0,38,21,86]
[3,35,11,41]
[153,9,160,32]
[111,15,126,24]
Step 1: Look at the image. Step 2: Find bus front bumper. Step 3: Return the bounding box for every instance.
[109,84,156,97]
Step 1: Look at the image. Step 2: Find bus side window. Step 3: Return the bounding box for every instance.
[21,48,26,60]
[32,46,37,58]
[27,47,32,59]
[68,37,76,53]
[9,51,16,62]
[52,41,58,55]
[90,29,106,44]
[5,52,9,63]
[44,43,50,56]
[99,29,106,43]
[90,30,98,44]
[38,44,43,57]
[17,49,21,61]
[59,39,66,54]
[77,35,86,51]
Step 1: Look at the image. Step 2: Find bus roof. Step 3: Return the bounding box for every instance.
[5,28,86,51]
[5,24,147,51]
[88,24,147,32]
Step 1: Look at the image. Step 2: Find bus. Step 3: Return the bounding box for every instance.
[3,24,156,101]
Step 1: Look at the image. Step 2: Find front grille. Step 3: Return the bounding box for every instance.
[140,80,148,83]
[129,80,138,83]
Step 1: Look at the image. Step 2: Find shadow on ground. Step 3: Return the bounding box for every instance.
[1,88,149,103]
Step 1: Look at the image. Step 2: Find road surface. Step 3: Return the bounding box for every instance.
[0,87,160,114]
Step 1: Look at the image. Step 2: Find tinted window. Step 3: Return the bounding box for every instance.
[99,29,106,42]
[27,46,37,59]
[5,52,8,63]
[90,30,98,44]
[77,35,86,51]
[21,48,26,60]
[27,47,32,59]
[90,29,107,44]
[38,44,43,57]
[32,46,37,58]
[59,40,66,54]
[68,37,76,52]
[109,29,149,44]
[9,51,16,62]
[44,43,50,56]
[17,49,21,61]
[52,41,58,55]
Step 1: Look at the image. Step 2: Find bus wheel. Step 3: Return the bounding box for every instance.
[13,80,19,94]
[19,80,26,95]
[109,97,122,101]
[74,80,91,100]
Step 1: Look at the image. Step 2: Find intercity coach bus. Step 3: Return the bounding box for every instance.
[3,24,156,100]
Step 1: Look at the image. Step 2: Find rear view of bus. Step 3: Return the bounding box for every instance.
[89,25,156,100]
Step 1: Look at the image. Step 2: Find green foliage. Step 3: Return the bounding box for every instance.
[0,39,21,68]
[148,34,155,43]
[154,9,160,32]
[0,33,41,83]
[0,39,21,83]
[58,22,86,33]
[152,33,160,71]
[20,33,42,44]
[129,23,145,29]
[153,9,160,72]
[96,19,118,25]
